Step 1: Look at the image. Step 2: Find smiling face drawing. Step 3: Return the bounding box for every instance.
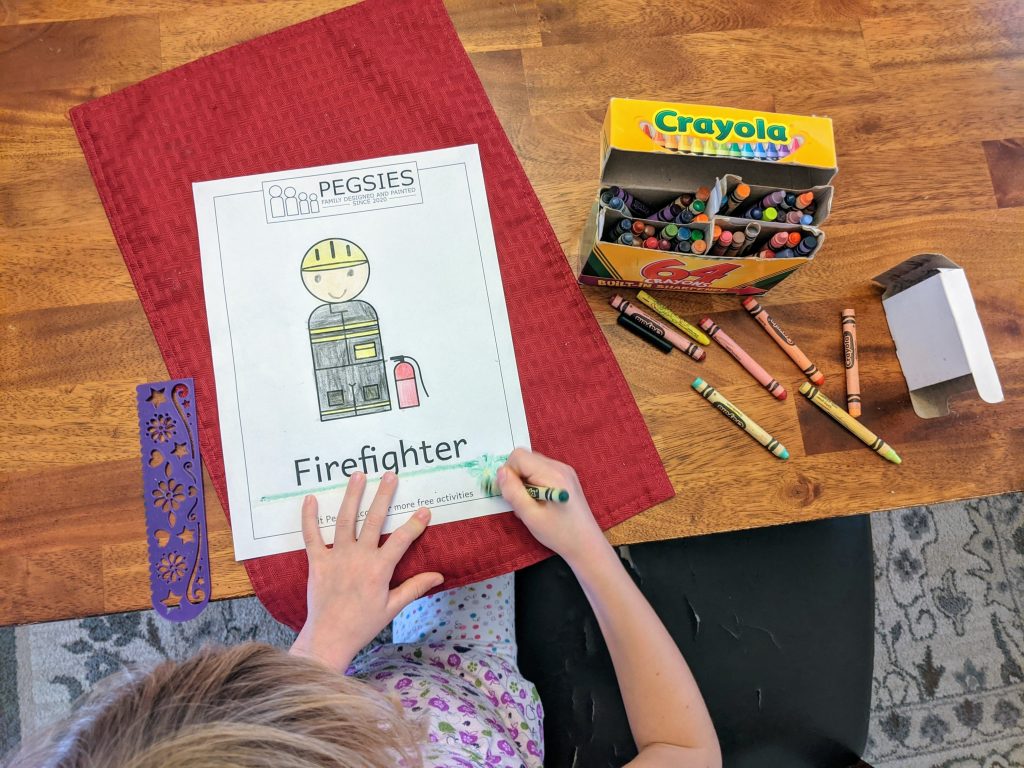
[301,238,370,303]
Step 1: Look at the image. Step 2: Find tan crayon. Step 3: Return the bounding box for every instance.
[611,295,706,361]
[741,298,825,385]
[842,309,861,417]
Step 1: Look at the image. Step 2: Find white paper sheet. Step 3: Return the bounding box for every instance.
[194,145,531,560]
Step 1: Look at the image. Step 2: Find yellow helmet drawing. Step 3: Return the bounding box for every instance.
[301,238,368,272]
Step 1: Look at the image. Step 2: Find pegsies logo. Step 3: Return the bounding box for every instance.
[653,110,790,143]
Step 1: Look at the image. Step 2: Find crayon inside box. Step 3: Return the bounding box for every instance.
[579,98,837,295]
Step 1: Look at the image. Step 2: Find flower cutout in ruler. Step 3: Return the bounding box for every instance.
[136,378,210,622]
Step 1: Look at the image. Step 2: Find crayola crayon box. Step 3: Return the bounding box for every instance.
[578,98,838,295]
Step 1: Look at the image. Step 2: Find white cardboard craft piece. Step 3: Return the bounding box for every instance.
[874,254,1003,419]
[194,145,531,560]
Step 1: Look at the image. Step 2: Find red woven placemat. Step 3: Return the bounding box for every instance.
[70,0,673,631]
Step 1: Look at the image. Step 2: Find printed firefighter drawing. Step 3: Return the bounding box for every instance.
[301,238,428,421]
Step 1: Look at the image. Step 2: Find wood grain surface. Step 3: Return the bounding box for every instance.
[1,0,1022,626]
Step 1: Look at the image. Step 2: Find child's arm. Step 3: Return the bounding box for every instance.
[499,449,721,768]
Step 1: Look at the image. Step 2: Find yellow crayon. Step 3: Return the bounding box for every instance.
[692,378,789,459]
[636,291,710,345]
[798,383,901,464]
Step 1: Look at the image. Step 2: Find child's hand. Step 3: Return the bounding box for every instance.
[289,471,443,672]
[498,447,609,567]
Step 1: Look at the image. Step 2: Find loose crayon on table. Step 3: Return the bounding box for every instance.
[642,236,659,249]
[724,230,745,257]
[611,295,706,360]
[609,186,655,219]
[710,230,732,256]
[799,383,899,464]
[617,312,672,353]
[742,297,825,385]
[676,239,693,253]
[721,183,750,214]
[699,317,787,400]
[658,239,672,250]
[636,290,711,345]
[842,309,861,417]
[691,239,708,255]
[762,207,779,222]
[795,191,815,210]
[787,232,802,248]
[794,235,817,256]
[691,377,789,460]
[616,232,635,246]
[769,232,789,250]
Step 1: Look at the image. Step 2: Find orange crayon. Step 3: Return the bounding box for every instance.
[699,317,787,400]
[842,309,861,417]
[741,298,825,385]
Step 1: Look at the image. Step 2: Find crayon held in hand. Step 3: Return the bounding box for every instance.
[799,383,899,464]
[636,290,710,345]
[741,298,825,385]
[524,484,570,503]
[691,377,789,460]
[612,295,705,360]
[699,317,787,400]
[842,309,861,417]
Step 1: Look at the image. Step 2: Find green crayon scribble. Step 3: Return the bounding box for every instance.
[255,453,511,505]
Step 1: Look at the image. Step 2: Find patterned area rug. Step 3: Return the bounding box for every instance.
[1,493,1022,767]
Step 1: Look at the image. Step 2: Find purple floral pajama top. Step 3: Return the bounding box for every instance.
[351,641,544,767]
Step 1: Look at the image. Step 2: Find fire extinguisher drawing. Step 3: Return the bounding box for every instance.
[390,355,429,409]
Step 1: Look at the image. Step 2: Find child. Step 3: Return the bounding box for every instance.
[8,448,721,768]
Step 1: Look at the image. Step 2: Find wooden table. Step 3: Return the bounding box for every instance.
[1,0,1021,626]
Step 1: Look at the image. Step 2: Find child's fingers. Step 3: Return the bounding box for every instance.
[387,571,445,617]
[359,471,397,544]
[300,495,325,556]
[381,507,431,567]
[498,464,541,518]
[335,471,366,545]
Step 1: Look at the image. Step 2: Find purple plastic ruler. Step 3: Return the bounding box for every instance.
[135,378,210,621]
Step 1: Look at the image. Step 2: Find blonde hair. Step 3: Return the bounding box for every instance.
[7,643,424,768]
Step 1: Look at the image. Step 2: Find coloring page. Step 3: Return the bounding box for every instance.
[194,145,530,560]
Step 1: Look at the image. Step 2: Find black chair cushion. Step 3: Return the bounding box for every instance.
[516,514,874,768]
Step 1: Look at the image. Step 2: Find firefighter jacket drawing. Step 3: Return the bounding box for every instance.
[308,299,391,420]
